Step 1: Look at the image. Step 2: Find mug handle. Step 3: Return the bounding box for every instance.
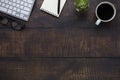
[95,19,101,26]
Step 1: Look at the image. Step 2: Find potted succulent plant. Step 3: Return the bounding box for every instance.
[75,0,89,13]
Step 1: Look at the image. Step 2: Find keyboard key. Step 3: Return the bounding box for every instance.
[24,7,30,11]
[17,0,20,3]
[24,3,28,6]
[6,5,9,8]
[16,14,20,17]
[20,2,24,5]
[21,10,29,15]
[0,7,7,12]
[24,17,28,20]
[13,3,16,6]
[28,4,32,8]
[9,6,13,9]
[17,9,21,12]
[13,0,16,2]
[8,9,12,14]
[16,4,20,8]
[20,6,24,9]
[2,3,5,6]
[1,0,4,2]
[5,0,9,3]
[12,11,16,15]
[28,0,33,4]
[8,2,12,5]
[13,7,17,11]
[20,14,24,18]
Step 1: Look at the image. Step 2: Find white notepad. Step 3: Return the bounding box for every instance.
[40,0,66,17]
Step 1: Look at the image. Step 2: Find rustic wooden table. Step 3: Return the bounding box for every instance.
[0,0,120,80]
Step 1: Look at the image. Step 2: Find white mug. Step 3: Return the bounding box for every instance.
[95,1,116,26]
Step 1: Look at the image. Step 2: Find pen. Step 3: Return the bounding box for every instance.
[57,0,60,14]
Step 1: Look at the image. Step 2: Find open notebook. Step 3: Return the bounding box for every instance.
[40,0,66,17]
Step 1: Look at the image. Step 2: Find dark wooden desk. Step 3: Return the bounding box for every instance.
[0,0,120,80]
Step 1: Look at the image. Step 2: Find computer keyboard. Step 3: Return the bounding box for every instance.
[0,0,35,21]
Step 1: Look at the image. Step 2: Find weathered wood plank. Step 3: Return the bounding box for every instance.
[0,58,119,80]
[0,29,120,57]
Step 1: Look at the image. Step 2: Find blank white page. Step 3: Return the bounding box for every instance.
[40,0,66,17]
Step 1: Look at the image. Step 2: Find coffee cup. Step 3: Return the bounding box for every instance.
[95,1,116,26]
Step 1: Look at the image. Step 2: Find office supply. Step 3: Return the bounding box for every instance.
[0,0,36,21]
[40,0,66,17]
[58,0,60,14]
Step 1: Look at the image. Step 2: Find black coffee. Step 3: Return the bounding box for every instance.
[97,3,114,20]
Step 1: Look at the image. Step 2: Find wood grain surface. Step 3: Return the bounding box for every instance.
[0,0,120,57]
[0,58,120,80]
[0,0,120,80]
